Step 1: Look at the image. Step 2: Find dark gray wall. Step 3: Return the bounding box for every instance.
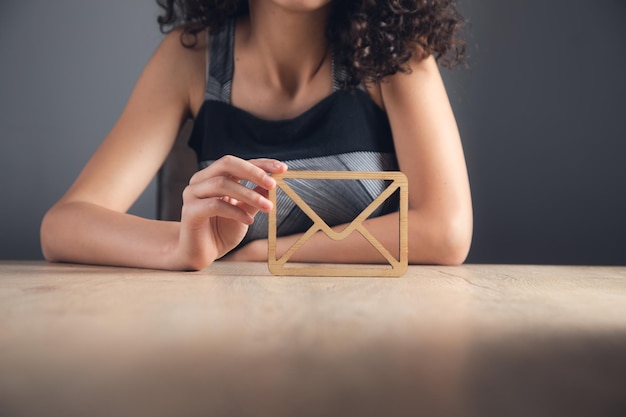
[449,0,626,265]
[0,0,161,259]
[1,0,625,265]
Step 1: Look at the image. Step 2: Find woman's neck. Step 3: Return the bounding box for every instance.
[242,2,332,96]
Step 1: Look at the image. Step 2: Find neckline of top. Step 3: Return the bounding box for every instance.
[196,88,383,125]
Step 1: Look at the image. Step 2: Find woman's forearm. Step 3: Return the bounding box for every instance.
[41,201,183,270]
[237,209,471,266]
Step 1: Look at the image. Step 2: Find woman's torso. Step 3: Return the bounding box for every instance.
[187,18,400,245]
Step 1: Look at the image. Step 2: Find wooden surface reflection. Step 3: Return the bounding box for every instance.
[0,262,625,417]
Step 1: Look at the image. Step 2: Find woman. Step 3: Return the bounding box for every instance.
[41,0,473,270]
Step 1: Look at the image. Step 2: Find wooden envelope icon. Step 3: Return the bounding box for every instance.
[268,171,408,277]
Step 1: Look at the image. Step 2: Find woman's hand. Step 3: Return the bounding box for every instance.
[173,155,287,270]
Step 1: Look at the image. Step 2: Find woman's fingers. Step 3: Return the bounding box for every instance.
[184,175,273,213]
[184,155,287,217]
[229,185,270,218]
[249,158,289,175]
[181,155,288,235]
[182,193,255,227]
[176,156,287,265]
[189,155,287,190]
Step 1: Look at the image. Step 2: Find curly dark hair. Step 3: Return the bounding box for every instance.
[157,0,465,86]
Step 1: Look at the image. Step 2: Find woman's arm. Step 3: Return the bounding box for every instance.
[381,53,473,265]
[230,54,472,265]
[41,30,192,269]
[40,30,286,270]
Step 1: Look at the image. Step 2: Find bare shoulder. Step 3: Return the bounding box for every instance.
[150,27,207,115]
[365,51,441,112]
[158,27,207,65]
[379,53,443,106]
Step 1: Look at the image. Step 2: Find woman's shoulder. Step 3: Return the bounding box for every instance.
[156,27,208,67]
[378,54,443,109]
[151,27,208,116]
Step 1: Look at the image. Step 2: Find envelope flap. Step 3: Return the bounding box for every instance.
[278,177,403,240]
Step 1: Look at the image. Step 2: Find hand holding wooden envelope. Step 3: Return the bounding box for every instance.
[268,171,408,277]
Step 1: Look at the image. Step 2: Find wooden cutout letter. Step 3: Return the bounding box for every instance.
[268,171,408,277]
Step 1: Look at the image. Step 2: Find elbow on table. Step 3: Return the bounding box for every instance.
[432,235,472,266]
[40,208,60,263]
[40,205,75,264]
[408,213,473,266]
[40,204,80,264]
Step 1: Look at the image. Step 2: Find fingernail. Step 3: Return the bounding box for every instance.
[261,198,273,212]
[263,174,276,188]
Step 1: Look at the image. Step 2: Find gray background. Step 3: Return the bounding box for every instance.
[1,0,625,265]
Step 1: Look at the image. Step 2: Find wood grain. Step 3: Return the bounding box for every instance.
[1,262,625,417]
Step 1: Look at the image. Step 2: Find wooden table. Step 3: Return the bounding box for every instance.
[1,262,625,417]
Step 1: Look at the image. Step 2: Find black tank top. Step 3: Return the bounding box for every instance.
[188,19,400,245]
